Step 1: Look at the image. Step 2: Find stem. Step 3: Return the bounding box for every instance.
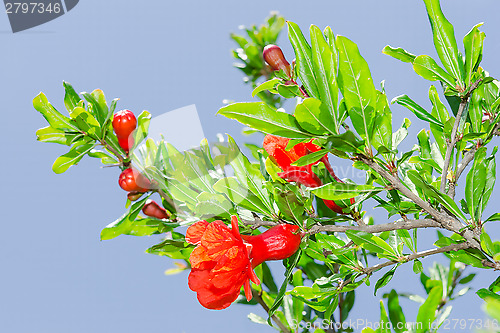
[308,219,439,235]
[440,79,482,194]
[358,155,481,249]
[447,146,477,199]
[251,288,291,333]
[100,139,124,164]
[157,188,177,213]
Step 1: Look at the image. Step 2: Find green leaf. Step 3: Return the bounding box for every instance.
[346,230,398,259]
[336,35,377,144]
[465,147,487,221]
[292,149,328,167]
[392,94,443,129]
[36,126,79,145]
[463,23,485,86]
[218,102,311,138]
[412,55,456,87]
[326,131,365,153]
[397,228,415,253]
[413,259,424,274]
[294,98,336,135]
[382,45,416,63]
[387,290,407,333]
[287,21,319,99]
[33,92,78,131]
[378,300,391,333]
[82,89,109,126]
[485,213,500,223]
[273,184,305,222]
[310,25,339,133]
[195,192,235,219]
[312,183,382,201]
[480,231,495,256]
[485,297,500,322]
[423,0,465,85]
[52,143,95,174]
[252,78,280,97]
[372,90,393,152]
[477,288,500,301]
[429,85,449,154]
[406,170,467,222]
[213,177,270,215]
[63,81,82,112]
[374,266,397,296]
[416,285,442,333]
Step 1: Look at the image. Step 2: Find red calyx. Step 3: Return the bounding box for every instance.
[242,224,301,267]
[127,191,143,202]
[112,110,137,154]
[142,199,170,219]
[118,168,151,192]
[263,44,291,78]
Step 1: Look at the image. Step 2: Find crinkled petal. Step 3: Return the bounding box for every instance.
[189,245,214,270]
[201,221,241,259]
[186,220,209,245]
[188,269,243,310]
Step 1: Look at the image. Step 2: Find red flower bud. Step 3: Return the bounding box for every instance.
[186,216,302,310]
[112,110,137,153]
[263,44,291,77]
[142,199,170,219]
[118,168,151,192]
[242,224,301,267]
[118,136,134,154]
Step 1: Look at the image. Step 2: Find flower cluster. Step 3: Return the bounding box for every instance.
[263,134,351,214]
[186,216,301,310]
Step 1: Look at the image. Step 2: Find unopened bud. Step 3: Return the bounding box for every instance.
[263,44,291,77]
[142,199,170,219]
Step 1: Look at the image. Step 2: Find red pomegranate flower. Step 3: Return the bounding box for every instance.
[186,216,301,310]
[263,134,351,214]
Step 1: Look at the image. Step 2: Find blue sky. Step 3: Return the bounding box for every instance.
[1,1,500,332]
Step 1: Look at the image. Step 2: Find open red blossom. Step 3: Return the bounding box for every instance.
[263,134,351,214]
[186,216,301,310]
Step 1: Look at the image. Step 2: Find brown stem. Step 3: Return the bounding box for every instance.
[251,288,291,333]
[100,139,124,164]
[307,219,439,235]
[447,146,477,199]
[440,79,482,194]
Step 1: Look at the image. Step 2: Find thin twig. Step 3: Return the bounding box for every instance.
[307,219,440,235]
[447,146,477,199]
[251,288,291,333]
[156,188,177,212]
[440,79,482,194]
[362,242,470,276]
[358,155,481,249]
[100,139,124,163]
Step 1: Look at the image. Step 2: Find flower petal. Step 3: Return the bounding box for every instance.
[186,220,209,245]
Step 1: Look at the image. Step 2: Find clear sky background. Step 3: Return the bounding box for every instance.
[1,1,500,332]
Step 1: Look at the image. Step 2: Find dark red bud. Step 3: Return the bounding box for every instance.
[127,191,143,202]
[142,199,170,219]
[263,44,291,77]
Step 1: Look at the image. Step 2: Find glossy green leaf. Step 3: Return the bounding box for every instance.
[213,177,270,215]
[63,81,82,112]
[463,23,485,86]
[336,35,377,144]
[195,192,235,219]
[372,90,393,152]
[310,25,339,133]
[406,170,467,222]
[387,290,407,333]
[465,147,487,221]
[382,45,416,63]
[33,92,78,131]
[413,55,456,87]
[429,85,449,154]
[52,143,95,174]
[481,231,495,256]
[416,285,442,333]
[287,21,319,99]
[392,94,443,129]
[346,230,398,259]
[423,0,465,85]
[294,98,336,135]
[374,266,397,296]
[312,183,382,201]
[36,126,78,146]
[326,131,365,153]
[218,102,310,138]
[252,78,280,97]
